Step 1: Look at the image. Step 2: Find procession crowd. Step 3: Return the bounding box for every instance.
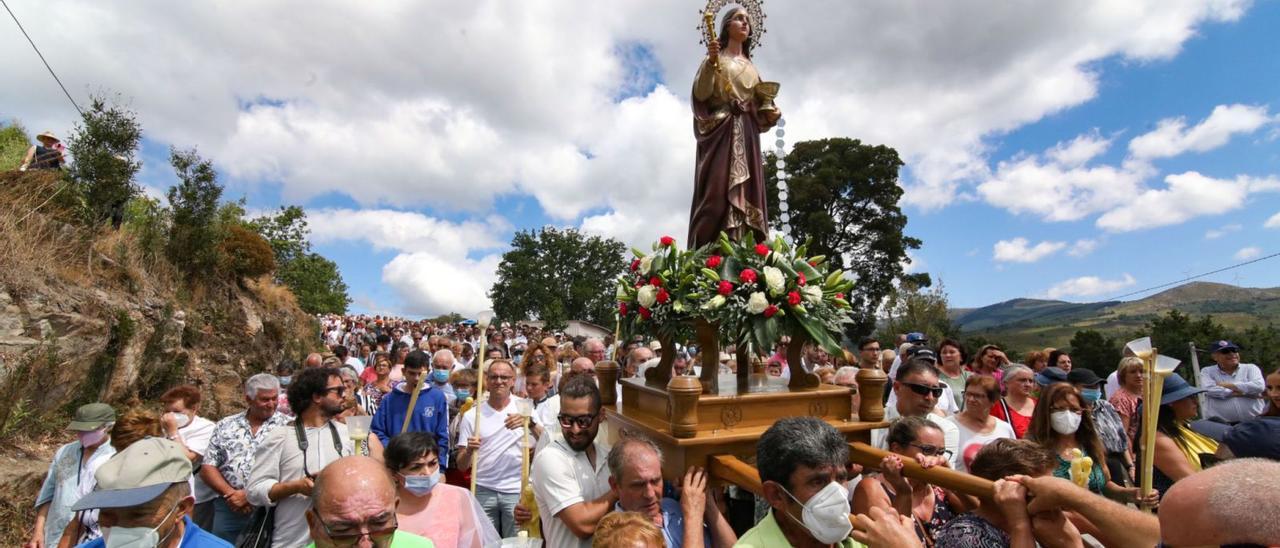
[25,314,1280,548]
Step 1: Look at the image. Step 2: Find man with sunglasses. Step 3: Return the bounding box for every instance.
[873,357,960,468]
[247,367,356,547]
[531,375,616,548]
[455,359,537,538]
[1200,340,1267,425]
[305,456,433,547]
[371,351,451,466]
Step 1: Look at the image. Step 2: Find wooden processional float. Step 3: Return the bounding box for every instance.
[597,323,997,503]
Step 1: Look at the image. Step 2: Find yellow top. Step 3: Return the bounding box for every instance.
[1173,421,1218,471]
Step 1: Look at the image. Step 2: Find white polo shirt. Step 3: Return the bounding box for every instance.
[531,434,611,548]
[457,398,537,494]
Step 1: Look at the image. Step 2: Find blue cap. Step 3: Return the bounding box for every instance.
[1224,417,1280,460]
[905,332,928,344]
[1208,340,1240,353]
[1160,374,1206,406]
[1035,366,1068,386]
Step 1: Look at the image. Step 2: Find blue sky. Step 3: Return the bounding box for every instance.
[4,1,1278,316]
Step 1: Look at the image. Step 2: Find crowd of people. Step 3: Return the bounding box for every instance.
[24,314,1280,547]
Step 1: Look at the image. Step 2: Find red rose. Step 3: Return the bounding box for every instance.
[835,292,845,299]
[754,243,770,256]
[706,255,722,268]
[763,305,778,318]
[797,273,806,286]
[635,281,644,288]
[638,307,652,319]
[787,291,801,306]
[649,277,662,287]
[660,236,675,246]
[718,281,734,295]
[656,288,670,304]
[739,269,757,284]
[631,259,640,271]
[619,302,628,315]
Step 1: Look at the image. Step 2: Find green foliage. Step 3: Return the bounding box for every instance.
[1067,330,1122,375]
[0,120,30,170]
[66,96,143,225]
[280,252,351,314]
[70,310,135,410]
[429,312,466,324]
[490,227,628,330]
[123,195,171,263]
[166,147,224,276]
[879,279,957,346]
[219,225,276,279]
[250,205,310,266]
[765,138,925,338]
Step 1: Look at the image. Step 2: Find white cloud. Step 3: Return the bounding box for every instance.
[1044,273,1136,300]
[1205,224,1243,239]
[1096,172,1280,232]
[978,134,1151,221]
[1234,246,1262,260]
[1067,239,1100,257]
[993,238,1067,263]
[1265,212,1280,229]
[1047,132,1113,167]
[1128,104,1275,160]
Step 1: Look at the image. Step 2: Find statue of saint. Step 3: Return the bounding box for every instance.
[688,6,781,248]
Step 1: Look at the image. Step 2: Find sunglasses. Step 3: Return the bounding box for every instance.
[557,413,598,429]
[315,513,397,547]
[324,386,346,397]
[909,442,953,459]
[901,382,944,398]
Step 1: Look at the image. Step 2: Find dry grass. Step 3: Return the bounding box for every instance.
[247,275,300,310]
[0,172,88,291]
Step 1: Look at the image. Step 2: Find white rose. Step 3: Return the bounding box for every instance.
[616,283,630,300]
[803,285,823,304]
[702,295,726,310]
[746,292,769,314]
[637,285,658,308]
[763,266,785,296]
[639,256,654,275]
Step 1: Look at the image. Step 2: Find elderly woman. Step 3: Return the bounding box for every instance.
[26,404,117,548]
[949,375,1016,472]
[1108,356,1145,445]
[855,417,969,545]
[1027,383,1152,504]
[385,432,499,548]
[1140,375,1217,498]
[991,365,1037,439]
[360,351,394,416]
[335,365,368,424]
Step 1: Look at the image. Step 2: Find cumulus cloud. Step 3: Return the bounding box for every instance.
[1045,273,1136,300]
[993,238,1067,263]
[1096,172,1280,232]
[1205,224,1243,239]
[1128,104,1275,160]
[1265,212,1280,229]
[978,134,1150,221]
[1067,239,1100,257]
[1234,246,1262,260]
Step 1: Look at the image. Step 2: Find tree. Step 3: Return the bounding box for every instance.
[765,138,926,338]
[879,279,957,346]
[1068,330,1122,375]
[65,96,143,226]
[280,253,351,314]
[250,205,310,266]
[166,147,223,275]
[489,227,627,330]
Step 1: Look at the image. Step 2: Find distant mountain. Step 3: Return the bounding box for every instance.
[953,281,1280,349]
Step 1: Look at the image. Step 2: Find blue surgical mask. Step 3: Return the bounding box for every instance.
[278,376,292,387]
[431,369,450,384]
[455,389,471,400]
[1082,388,1102,403]
[403,471,441,496]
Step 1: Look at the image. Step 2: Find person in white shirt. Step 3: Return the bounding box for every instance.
[456,359,535,538]
[1200,340,1267,424]
[528,375,616,548]
[536,358,596,452]
[873,357,960,469]
[159,385,218,530]
[946,375,1015,472]
[886,349,956,416]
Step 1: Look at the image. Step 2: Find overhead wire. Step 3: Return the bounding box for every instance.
[2,0,83,116]
[1104,250,1280,301]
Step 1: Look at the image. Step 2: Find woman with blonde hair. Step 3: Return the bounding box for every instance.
[1108,356,1145,447]
[592,512,665,548]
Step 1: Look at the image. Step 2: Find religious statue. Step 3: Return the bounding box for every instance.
[688,3,781,249]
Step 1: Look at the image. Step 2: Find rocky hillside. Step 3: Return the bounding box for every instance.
[0,170,318,544]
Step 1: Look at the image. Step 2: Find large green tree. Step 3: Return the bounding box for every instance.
[166,147,223,276]
[250,205,310,266]
[489,227,627,330]
[878,279,957,345]
[66,96,143,226]
[280,253,351,314]
[765,138,926,338]
[1067,329,1122,375]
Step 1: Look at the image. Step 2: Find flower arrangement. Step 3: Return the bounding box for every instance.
[616,231,855,354]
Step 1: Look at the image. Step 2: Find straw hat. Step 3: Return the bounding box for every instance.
[36,131,60,144]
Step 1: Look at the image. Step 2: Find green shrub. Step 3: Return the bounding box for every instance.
[220,225,276,279]
[0,121,30,171]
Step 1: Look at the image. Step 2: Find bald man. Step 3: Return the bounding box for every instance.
[305,456,433,547]
[304,353,324,369]
[1158,458,1280,547]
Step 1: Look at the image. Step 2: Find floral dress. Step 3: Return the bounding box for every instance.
[934,513,1009,548]
[360,382,390,415]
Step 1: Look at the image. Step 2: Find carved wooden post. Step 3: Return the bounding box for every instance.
[856,366,888,421]
[668,374,702,438]
[786,332,820,391]
[696,318,720,394]
[735,345,751,393]
[597,360,619,406]
[644,334,676,388]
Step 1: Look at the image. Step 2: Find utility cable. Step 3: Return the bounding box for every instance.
[2,0,83,116]
[1105,250,1280,301]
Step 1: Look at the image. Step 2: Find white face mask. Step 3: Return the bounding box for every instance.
[104,503,180,548]
[1050,410,1082,435]
[781,481,853,544]
[167,412,191,429]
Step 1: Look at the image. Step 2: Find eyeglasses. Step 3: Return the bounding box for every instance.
[901,382,944,398]
[909,443,953,459]
[557,413,598,429]
[1219,349,1239,354]
[324,385,346,397]
[315,512,398,547]
[487,374,514,382]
